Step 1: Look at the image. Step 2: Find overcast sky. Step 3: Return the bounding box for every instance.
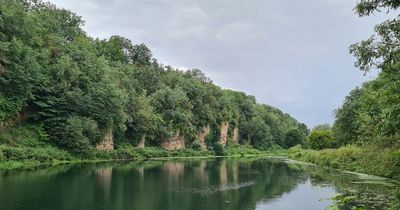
[48,0,388,128]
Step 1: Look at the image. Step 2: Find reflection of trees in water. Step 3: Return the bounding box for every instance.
[161,162,185,183]
[217,158,308,210]
[219,159,228,186]
[0,164,110,209]
[196,160,208,183]
[0,158,394,210]
[0,159,308,210]
[94,167,113,197]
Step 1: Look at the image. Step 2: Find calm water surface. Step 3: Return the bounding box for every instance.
[0,158,396,210]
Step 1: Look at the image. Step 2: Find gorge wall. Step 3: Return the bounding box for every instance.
[137,135,146,149]
[96,128,114,151]
[161,131,186,150]
[0,112,29,129]
[219,121,229,146]
[197,125,210,149]
[232,127,239,143]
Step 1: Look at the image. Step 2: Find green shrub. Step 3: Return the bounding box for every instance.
[45,116,101,155]
[288,145,400,180]
[284,129,306,148]
[288,144,302,153]
[0,124,48,147]
[214,143,225,156]
[0,149,4,161]
[0,145,74,163]
[191,140,204,151]
[226,144,261,156]
[308,129,334,150]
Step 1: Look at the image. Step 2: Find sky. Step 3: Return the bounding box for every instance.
[47,0,389,128]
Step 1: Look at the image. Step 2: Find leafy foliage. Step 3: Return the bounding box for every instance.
[0,0,307,155]
[308,127,334,150]
[334,0,400,147]
[284,129,306,148]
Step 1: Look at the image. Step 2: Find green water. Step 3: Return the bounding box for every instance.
[0,158,396,210]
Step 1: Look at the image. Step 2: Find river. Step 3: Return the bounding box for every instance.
[0,157,396,210]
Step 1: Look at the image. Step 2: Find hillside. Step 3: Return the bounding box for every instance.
[0,0,308,159]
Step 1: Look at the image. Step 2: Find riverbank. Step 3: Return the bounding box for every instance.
[2,142,400,208]
[287,145,400,181]
[285,145,400,209]
[0,143,286,170]
[2,142,399,182]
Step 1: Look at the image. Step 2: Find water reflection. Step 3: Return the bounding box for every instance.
[0,158,396,210]
[95,167,113,198]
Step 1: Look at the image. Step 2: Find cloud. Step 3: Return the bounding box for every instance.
[48,0,389,127]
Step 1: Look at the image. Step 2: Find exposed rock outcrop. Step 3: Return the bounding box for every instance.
[219,121,229,146]
[197,125,210,149]
[96,128,114,151]
[0,112,29,129]
[232,127,239,143]
[137,135,146,149]
[161,131,186,150]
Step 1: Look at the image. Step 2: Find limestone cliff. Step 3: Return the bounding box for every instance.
[137,135,146,149]
[161,131,186,150]
[197,125,210,149]
[219,121,229,146]
[0,112,29,129]
[232,127,239,143]
[96,128,114,151]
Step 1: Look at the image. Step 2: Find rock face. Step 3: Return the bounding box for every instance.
[232,127,239,143]
[197,125,210,149]
[219,121,229,146]
[137,135,146,149]
[161,131,186,150]
[96,128,114,151]
[0,112,29,129]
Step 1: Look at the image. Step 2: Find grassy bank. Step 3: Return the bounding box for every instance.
[0,144,211,170]
[287,145,400,180]
[286,145,400,209]
[0,143,285,170]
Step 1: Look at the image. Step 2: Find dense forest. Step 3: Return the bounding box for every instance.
[0,0,308,157]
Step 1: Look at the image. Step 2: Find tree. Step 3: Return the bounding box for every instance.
[308,129,334,150]
[125,94,160,145]
[242,117,274,150]
[129,43,153,66]
[342,0,400,145]
[333,88,362,146]
[355,0,400,16]
[95,36,134,64]
[0,0,309,154]
[313,124,331,131]
[350,0,400,73]
[150,85,194,142]
[284,129,306,148]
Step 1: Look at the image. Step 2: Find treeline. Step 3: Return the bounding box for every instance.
[332,0,400,148]
[0,0,308,155]
[290,1,400,184]
[292,0,400,152]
